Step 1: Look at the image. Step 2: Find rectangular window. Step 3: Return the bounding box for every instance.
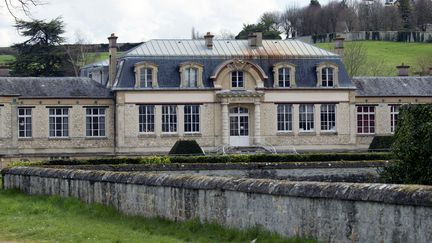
[86,108,106,137]
[18,108,32,138]
[162,105,177,133]
[278,68,290,87]
[231,71,244,88]
[299,104,314,132]
[139,105,155,133]
[390,105,400,133]
[277,104,292,131]
[184,105,200,133]
[185,68,198,87]
[321,67,334,87]
[49,108,69,137]
[139,67,152,88]
[357,105,375,134]
[321,104,336,131]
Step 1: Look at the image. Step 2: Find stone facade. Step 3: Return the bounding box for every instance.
[0,97,115,158]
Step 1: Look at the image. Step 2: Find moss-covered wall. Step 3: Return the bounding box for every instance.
[3,167,432,243]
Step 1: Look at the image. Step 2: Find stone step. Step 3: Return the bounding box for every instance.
[224,146,273,154]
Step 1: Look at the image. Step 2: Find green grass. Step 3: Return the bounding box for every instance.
[0,181,312,243]
[316,41,432,76]
[0,55,15,64]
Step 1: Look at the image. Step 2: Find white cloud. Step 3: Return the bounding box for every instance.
[0,0,330,46]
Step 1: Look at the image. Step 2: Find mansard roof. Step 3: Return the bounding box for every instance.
[0,77,112,98]
[353,76,432,97]
[114,57,354,89]
[123,39,338,58]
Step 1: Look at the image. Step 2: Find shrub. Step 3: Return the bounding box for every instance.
[379,105,432,185]
[169,140,204,155]
[368,136,394,152]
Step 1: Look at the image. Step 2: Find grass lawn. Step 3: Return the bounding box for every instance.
[0,182,313,243]
[0,55,15,64]
[315,41,432,76]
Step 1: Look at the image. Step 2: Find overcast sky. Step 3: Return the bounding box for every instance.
[0,0,331,47]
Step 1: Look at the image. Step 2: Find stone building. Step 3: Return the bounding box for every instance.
[1,33,432,159]
[0,77,114,159]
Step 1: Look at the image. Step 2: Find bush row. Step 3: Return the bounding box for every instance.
[36,152,393,166]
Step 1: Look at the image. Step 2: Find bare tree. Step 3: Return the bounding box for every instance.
[215,29,235,39]
[416,56,432,76]
[64,32,100,77]
[280,5,302,38]
[2,0,45,19]
[342,41,367,77]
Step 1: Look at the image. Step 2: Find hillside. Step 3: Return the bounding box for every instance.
[316,41,432,76]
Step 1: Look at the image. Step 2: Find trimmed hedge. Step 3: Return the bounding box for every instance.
[368,136,394,152]
[26,152,394,166]
[169,140,204,155]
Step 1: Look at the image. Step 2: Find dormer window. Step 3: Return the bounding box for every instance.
[139,67,153,88]
[278,68,290,87]
[316,62,339,88]
[184,67,198,87]
[179,62,204,88]
[231,70,244,88]
[134,62,158,88]
[273,62,296,88]
[321,67,334,87]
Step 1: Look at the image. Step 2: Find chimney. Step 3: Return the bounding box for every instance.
[396,63,410,76]
[108,33,118,88]
[334,37,344,57]
[248,32,262,47]
[204,32,214,49]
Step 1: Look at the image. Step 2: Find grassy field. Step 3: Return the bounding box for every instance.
[316,41,432,76]
[0,183,312,243]
[0,54,15,64]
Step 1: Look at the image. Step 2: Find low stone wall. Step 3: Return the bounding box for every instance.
[47,161,385,183]
[3,167,432,243]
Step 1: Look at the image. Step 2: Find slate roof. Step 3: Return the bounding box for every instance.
[123,39,338,58]
[115,57,354,89]
[353,76,432,97]
[0,77,112,98]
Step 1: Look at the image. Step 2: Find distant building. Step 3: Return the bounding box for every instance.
[0,33,431,159]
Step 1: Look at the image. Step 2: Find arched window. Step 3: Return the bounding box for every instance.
[134,62,158,88]
[179,62,204,88]
[316,62,339,88]
[273,62,296,88]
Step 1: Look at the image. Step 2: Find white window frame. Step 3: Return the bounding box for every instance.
[320,104,336,132]
[139,105,155,133]
[86,107,106,137]
[321,67,334,87]
[357,105,375,134]
[184,105,200,133]
[49,108,69,138]
[278,67,291,87]
[390,105,400,133]
[162,105,177,133]
[277,104,292,132]
[184,67,198,88]
[231,70,244,89]
[139,67,153,88]
[299,104,314,132]
[18,107,32,138]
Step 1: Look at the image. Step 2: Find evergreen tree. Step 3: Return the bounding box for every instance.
[11,17,66,76]
[310,0,321,8]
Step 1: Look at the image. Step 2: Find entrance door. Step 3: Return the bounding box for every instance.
[229,107,249,146]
